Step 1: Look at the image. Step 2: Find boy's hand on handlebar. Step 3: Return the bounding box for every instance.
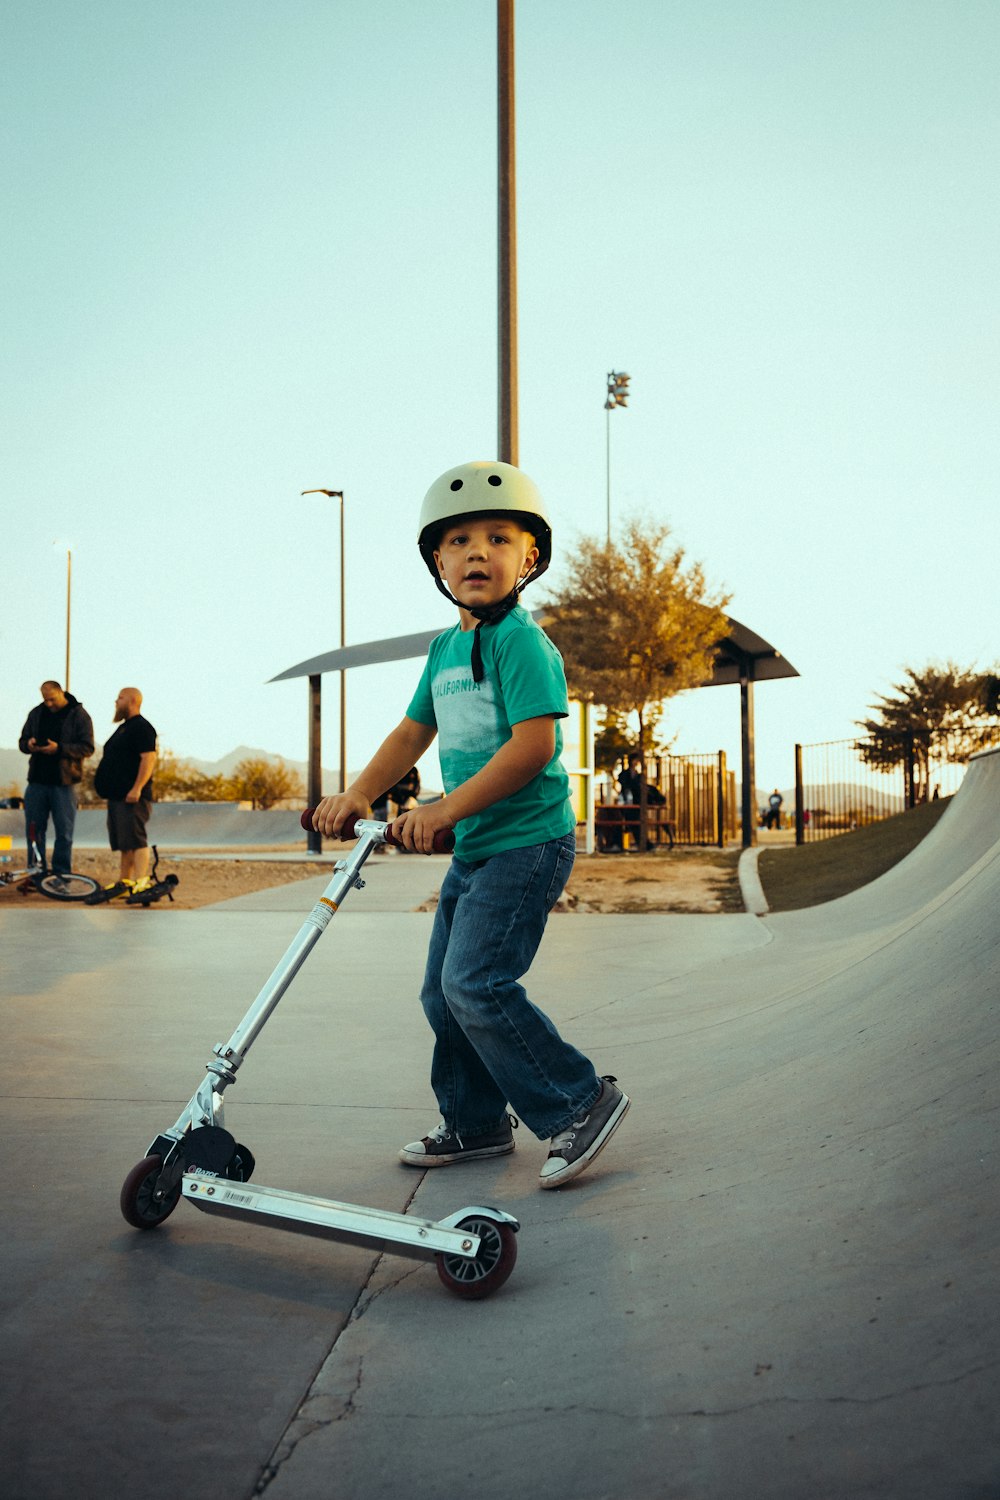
[391,803,454,854]
[312,791,370,838]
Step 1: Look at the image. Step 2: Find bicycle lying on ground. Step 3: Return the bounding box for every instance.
[0,826,100,902]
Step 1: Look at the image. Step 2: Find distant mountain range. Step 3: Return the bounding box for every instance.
[180,745,353,794]
[741,783,906,814]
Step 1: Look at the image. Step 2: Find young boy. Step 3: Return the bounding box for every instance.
[312,460,629,1189]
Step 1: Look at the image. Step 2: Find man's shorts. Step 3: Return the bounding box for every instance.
[107,798,151,852]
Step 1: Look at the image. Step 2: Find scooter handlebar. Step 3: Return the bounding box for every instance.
[300,808,454,854]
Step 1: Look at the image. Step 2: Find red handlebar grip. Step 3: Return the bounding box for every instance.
[301,808,454,854]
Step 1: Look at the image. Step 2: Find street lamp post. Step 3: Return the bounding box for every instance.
[604,370,630,543]
[301,489,348,852]
[65,549,72,690]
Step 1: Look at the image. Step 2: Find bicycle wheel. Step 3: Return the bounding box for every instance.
[38,872,100,902]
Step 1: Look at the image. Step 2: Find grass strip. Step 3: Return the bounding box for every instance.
[757,798,952,911]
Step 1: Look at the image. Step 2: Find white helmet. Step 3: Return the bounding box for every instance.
[417,460,552,587]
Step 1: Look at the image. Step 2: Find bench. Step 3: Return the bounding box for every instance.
[595,805,675,851]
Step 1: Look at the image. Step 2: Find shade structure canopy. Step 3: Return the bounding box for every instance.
[271,613,798,850]
[269,613,797,688]
[269,627,448,683]
[703,618,798,687]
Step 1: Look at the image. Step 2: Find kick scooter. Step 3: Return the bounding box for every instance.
[87,846,180,906]
[125,846,180,906]
[119,813,519,1300]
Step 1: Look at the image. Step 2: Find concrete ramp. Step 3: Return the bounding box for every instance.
[0,802,311,849]
[778,743,1000,932]
[0,753,997,1500]
[268,750,1000,1499]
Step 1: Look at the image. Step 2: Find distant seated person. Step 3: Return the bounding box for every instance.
[617,755,665,807]
[601,755,671,851]
[370,768,421,849]
[388,766,421,816]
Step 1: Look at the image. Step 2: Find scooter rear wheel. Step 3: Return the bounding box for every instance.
[120,1155,182,1229]
[435,1215,517,1300]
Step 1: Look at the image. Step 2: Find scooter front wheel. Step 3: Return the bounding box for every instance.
[435,1215,517,1300]
[120,1155,182,1229]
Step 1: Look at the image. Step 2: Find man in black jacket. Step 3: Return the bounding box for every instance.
[18,681,95,877]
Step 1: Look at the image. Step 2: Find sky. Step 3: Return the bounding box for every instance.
[3,0,996,796]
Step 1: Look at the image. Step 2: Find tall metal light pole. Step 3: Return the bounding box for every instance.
[604,371,630,542]
[498,0,518,464]
[301,489,348,852]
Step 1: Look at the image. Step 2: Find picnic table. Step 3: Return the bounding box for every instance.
[595,804,675,851]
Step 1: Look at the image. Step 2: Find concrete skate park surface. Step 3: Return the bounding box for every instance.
[1,752,998,1500]
[0,801,312,849]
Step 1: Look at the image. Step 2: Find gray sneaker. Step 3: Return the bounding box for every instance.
[400,1115,517,1167]
[539,1076,630,1189]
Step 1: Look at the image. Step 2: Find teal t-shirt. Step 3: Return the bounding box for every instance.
[406,605,576,861]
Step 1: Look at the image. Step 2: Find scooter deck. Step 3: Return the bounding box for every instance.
[182,1172,517,1261]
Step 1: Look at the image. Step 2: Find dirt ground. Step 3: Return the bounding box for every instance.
[561,848,742,914]
[2,812,947,916]
[2,844,744,914]
[0,848,327,911]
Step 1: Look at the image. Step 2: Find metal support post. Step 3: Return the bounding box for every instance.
[717,750,727,848]
[740,666,757,849]
[307,675,322,854]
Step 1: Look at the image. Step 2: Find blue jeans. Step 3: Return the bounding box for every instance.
[24,782,78,874]
[419,834,601,1141]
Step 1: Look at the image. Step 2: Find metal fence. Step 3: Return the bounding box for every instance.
[597,751,738,848]
[794,730,999,843]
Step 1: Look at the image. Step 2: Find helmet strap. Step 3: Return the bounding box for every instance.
[467,589,520,682]
[430,574,525,683]
[430,564,540,683]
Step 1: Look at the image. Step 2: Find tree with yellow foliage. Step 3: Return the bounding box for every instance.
[543,518,730,757]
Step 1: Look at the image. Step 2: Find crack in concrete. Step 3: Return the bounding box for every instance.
[680,1357,999,1416]
[253,1173,431,1492]
[350,1260,425,1320]
[344,1359,999,1430]
[254,1356,365,1493]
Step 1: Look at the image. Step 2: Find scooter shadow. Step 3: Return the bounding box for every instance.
[110,1219,388,1313]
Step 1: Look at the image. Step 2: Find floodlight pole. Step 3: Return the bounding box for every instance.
[498,0,518,464]
[604,371,630,542]
[605,405,611,543]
